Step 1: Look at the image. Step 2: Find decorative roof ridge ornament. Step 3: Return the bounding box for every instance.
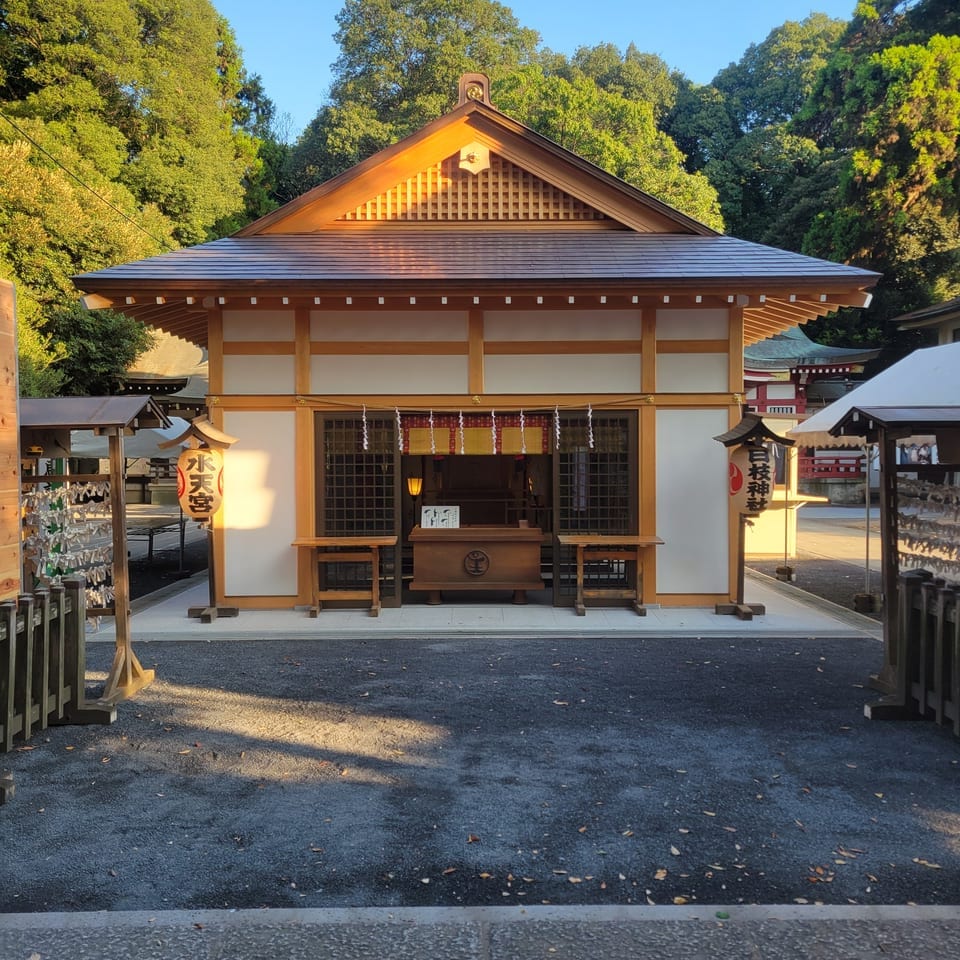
[458,73,491,107]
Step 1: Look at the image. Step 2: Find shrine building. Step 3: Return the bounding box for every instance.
[73,74,879,615]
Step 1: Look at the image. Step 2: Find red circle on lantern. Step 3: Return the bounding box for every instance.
[729,461,744,496]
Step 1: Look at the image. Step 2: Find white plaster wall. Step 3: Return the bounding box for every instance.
[311,311,468,341]
[656,353,729,393]
[223,310,295,341]
[484,354,641,393]
[765,382,797,400]
[311,355,468,394]
[655,308,728,340]
[484,310,641,341]
[655,408,730,594]
[223,355,295,395]
[221,410,298,597]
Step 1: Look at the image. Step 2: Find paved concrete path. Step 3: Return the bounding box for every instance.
[3,904,960,959]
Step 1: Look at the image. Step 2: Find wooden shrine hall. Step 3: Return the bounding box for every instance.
[73,74,879,616]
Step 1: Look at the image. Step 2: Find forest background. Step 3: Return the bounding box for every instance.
[1,0,957,396]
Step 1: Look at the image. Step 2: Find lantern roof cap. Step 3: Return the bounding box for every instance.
[714,412,795,448]
[157,416,238,450]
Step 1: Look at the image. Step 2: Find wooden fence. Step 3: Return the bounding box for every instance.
[1,577,115,758]
[798,454,865,480]
[867,569,960,736]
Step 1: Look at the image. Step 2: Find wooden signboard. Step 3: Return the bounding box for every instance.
[0,279,19,600]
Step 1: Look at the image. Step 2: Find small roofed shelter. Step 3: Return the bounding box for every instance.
[70,74,880,616]
[829,401,960,694]
[790,342,960,692]
[790,342,960,449]
[19,395,169,703]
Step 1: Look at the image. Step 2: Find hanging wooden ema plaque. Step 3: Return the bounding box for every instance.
[176,445,224,523]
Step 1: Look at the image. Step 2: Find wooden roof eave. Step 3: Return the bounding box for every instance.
[77,275,877,352]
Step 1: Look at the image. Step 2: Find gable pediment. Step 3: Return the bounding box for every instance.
[243,102,714,237]
[337,151,613,226]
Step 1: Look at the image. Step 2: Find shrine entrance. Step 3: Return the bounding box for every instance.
[314,410,638,609]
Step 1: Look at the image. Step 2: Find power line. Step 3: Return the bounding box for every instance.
[0,108,177,252]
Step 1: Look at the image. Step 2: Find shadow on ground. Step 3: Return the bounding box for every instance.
[2,633,958,913]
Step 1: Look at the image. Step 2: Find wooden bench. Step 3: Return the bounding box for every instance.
[557,534,663,616]
[127,514,186,566]
[292,536,397,617]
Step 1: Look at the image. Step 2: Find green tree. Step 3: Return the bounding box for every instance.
[0,0,267,392]
[494,66,723,229]
[803,33,960,330]
[547,43,679,123]
[704,126,822,240]
[44,302,155,396]
[663,81,738,173]
[1,0,257,245]
[0,127,172,393]
[283,0,539,191]
[713,14,846,131]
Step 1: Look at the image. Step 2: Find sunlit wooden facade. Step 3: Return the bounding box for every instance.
[1,279,19,601]
[74,75,879,612]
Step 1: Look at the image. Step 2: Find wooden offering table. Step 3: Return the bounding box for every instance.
[292,536,398,617]
[410,525,544,604]
[558,534,663,616]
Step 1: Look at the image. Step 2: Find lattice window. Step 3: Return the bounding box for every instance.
[339,155,610,223]
[317,416,398,601]
[554,413,636,601]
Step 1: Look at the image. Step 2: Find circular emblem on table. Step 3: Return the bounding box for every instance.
[463,549,490,577]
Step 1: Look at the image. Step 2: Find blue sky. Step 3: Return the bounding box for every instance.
[212,0,857,138]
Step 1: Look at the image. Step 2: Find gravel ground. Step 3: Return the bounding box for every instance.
[746,559,882,622]
[3,633,959,913]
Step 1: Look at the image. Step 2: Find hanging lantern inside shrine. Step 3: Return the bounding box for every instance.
[176,446,224,523]
[729,442,772,515]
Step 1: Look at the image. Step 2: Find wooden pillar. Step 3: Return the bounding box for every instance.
[101,428,154,704]
[871,428,900,693]
[640,308,657,603]
[0,279,19,601]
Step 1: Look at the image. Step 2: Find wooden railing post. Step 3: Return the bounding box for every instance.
[33,587,51,733]
[866,569,930,721]
[1,599,16,752]
[60,576,115,726]
[17,593,35,741]
[950,588,960,738]
[48,582,68,721]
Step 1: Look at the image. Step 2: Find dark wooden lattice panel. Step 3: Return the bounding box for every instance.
[339,155,611,223]
[318,417,398,600]
[554,413,636,601]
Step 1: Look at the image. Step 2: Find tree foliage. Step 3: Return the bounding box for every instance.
[494,66,722,229]
[0,0,272,394]
[282,0,539,196]
[713,14,846,132]
[666,0,959,355]
[797,6,960,344]
[285,3,721,228]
